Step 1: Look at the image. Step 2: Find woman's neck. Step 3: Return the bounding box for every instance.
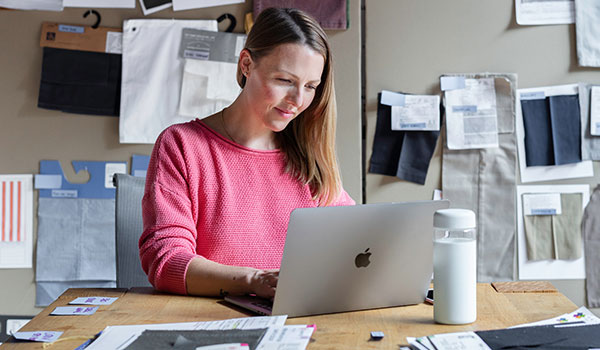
[222,98,278,151]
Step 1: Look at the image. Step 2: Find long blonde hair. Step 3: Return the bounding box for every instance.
[237,8,342,206]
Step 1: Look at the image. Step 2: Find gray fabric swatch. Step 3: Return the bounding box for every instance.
[36,198,116,306]
[35,281,116,307]
[578,83,600,161]
[583,185,600,307]
[576,0,600,67]
[124,329,268,350]
[442,73,517,282]
[553,193,583,260]
[523,214,553,261]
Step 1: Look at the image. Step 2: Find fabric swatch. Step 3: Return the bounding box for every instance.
[253,0,347,30]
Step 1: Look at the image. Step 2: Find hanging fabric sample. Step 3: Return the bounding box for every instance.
[369,92,440,185]
[583,185,600,307]
[38,47,121,116]
[0,175,33,269]
[578,83,600,160]
[34,160,127,307]
[119,19,217,144]
[575,0,600,67]
[178,28,244,118]
[441,73,517,282]
[523,193,583,261]
[253,0,347,30]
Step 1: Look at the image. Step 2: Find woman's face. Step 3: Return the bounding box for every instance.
[241,43,325,132]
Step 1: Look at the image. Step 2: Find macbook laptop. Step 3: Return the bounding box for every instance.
[225,200,450,317]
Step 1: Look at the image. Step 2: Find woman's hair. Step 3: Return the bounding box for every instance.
[238,7,342,206]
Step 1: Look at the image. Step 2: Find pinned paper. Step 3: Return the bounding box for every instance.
[70,296,118,305]
[523,193,562,215]
[51,306,98,316]
[591,86,600,136]
[440,76,466,91]
[13,331,63,343]
[391,95,440,131]
[34,175,62,189]
[380,90,406,106]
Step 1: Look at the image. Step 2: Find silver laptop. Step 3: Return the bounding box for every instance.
[225,200,450,317]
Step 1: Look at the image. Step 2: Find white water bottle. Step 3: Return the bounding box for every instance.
[433,209,477,324]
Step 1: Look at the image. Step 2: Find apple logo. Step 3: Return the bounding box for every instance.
[355,248,371,268]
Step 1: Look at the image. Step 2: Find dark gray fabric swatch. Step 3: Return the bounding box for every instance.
[549,95,582,165]
[124,329,268,350]
[369,92,440,185]
[583,185,600,307]
[521,98,554,166]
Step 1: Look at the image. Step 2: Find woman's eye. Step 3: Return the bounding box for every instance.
[277,78,292,83]
[306,85,317,90]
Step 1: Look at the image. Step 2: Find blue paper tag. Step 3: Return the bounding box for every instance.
[520,91,545,100]
[400,122,427,129]
[58,25,84,34]
[440,76,466,91]
[531,209,557,215]
[452,105,477,113]
[380,90,406,106]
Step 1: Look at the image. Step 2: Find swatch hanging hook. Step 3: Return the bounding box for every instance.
[83,9,101,29]
[217,13,236,33]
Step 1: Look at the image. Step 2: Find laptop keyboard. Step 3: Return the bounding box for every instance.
[251,300,273,311]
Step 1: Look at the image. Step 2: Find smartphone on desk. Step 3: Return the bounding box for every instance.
[425,288,433,305]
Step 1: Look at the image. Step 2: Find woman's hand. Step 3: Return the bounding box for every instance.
[247,269,279,299]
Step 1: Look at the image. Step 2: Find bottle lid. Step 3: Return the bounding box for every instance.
[434,209,476,229]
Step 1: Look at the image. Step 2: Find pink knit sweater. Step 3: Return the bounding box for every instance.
[139,119,355,295]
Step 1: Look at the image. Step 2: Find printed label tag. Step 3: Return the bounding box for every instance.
[523,193,562,216]
[105,163,127,189]
[13,331,63,343]
[69,296,118,305]
[51,189,77,198]
[50,306,98,316]
[58,24,84,34]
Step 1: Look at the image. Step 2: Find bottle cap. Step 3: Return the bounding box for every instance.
[434,209,476,229]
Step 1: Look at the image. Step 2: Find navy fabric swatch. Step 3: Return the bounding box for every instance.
[521,98,554,166]
[549,94,582,165]
[38,47,121,116]
[369,93,440,185]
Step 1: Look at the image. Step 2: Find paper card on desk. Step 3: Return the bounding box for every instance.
[511,306,600,328]
[591,86,600,136]
[51,306,98,316]
[391,95,440,131]
[180,28,246,63]
[256,325,314,350]
[523,193,562,215]
[13,331,63,342]
[40,22,123,54]
[428,331,491,350]
[70,296,118,305]
[445,77,499,149]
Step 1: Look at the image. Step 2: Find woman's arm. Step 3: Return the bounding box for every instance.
[185,257,278,298]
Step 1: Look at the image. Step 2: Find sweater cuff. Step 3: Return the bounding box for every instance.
[161,252,197,295]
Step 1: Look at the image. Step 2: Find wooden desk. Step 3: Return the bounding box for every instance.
[1,283,576,349]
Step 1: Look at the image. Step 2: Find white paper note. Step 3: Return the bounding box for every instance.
[428,331,491,350]
[70,296,118,305]
[13,331,63,342]
[591,86,600,136]
[63,0,135,8]
[256,325,315,350]
[391,95,440,131]
[515,0,575,25]
[50,306,99,316]
[445,78,499,149]
[105,163,127,189]
[522,193,562,215]
[172,0,243,11]
[6,319,31,335]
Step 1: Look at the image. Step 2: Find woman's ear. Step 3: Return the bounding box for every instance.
[238,49,253,77]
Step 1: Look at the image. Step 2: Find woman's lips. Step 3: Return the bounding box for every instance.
[275,107,295,118]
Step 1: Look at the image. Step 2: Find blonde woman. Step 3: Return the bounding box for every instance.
[139,7,354,299]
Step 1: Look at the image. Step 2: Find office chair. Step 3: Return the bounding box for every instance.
[114,173,152,288]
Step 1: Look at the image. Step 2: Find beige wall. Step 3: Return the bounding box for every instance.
[0,1,362,315]
[364,0,599,313]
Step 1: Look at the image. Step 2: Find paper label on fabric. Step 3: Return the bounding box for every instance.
[180,28,247,63]
[391,94,440,131]
[428,331,491,350]
[381,90,406,106]
[520,91,545,100]
[523,193,562,216]
[69,296,118,305]
[51,189,77,198]
[34,175,62,189]
[13,331,63,342]
[105,32,122,54]
[58,24,84,34]
[440,76,466,91]
[591,86,600,136]
[104,163,127,189]
[50,306,98,316]
[445,77,499,149]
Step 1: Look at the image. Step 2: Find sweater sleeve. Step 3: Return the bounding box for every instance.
[331,188,356,206]
[139,128,199,295]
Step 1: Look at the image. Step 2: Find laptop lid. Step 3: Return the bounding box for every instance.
[271,200,450,317]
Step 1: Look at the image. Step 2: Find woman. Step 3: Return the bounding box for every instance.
[139,7,355,299]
